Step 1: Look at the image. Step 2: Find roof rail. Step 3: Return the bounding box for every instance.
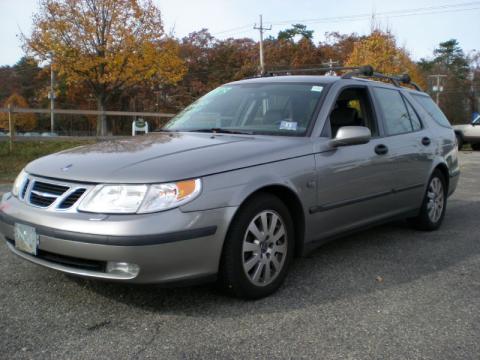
[341,65,375,79]
[344,69,423,91]
[263,65,423,91]
[264,65,372,77]
[395,74,422,91]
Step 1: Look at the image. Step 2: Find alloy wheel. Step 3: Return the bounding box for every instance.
[427,177,445,223]
[242,210,288,286]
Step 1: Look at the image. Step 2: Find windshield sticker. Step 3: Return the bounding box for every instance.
[279,121,298,131]
[311,86,323,92]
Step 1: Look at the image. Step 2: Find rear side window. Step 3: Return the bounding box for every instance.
[373,87,419,136]
[411,94,451,128]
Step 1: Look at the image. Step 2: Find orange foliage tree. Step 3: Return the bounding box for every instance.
[25,0,186,135]
[0,93,37,132]
[346,30,426,88]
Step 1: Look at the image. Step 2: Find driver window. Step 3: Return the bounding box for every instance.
[329,87,377,138]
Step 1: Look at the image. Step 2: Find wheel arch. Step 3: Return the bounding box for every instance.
[226,184,306,257]
[454,129,464,138]
[432,162,450,192]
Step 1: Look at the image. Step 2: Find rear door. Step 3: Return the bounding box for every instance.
[370,86,433,210]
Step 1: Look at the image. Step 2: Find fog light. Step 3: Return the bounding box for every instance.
[106,262,140,276]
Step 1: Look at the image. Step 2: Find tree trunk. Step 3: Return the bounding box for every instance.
[96,96,106,136]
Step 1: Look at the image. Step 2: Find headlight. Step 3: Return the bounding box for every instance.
[78,185,148,214]
[78,179,201,214]
[139,179,201,213]
[12,169,28,197]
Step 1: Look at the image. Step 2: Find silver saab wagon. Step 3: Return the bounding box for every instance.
[0,66,460,299]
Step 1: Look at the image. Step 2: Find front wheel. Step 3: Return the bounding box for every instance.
[456,133,464,150]
[409,170,447,231]
[219,193,294,299]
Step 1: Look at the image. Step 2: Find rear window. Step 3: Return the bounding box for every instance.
[411,94,451,128]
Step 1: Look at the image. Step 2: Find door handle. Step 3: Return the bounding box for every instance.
[375,144,389,155]
[422,137,431,146]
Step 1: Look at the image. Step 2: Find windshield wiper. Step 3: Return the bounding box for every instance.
[184,128,254,135]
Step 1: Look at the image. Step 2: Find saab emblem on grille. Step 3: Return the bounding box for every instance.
[61,164,73,172]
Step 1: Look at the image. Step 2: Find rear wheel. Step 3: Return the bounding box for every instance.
[219,193,294,299]
[409,170,447,231]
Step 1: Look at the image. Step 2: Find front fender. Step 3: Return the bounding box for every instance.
[180,155,316,213]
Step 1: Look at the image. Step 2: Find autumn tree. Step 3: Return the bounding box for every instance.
[0,57,45,106]
[25,0,186,135]
[419,39,471,124]
[278,24,314,42]
[346,30,425,87]
[264,24,321,70]
[320,32,362,66]
[0,93,37,132]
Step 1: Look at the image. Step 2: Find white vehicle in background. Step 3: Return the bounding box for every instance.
[455,115,480,150]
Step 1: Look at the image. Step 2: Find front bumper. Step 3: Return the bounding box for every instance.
[0,193,237,284]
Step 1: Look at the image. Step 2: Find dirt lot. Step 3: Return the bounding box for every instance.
[1,152,479,359]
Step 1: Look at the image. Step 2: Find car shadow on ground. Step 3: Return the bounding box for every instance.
[67,197,479,317]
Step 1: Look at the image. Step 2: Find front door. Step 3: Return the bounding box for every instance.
[311,86,399,240]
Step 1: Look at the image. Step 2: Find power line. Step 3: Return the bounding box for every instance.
[269,1,480,26]
[213,1,480,37]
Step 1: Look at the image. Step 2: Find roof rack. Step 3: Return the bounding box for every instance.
[343,69,422,91]
[263,64,422,91]
[264,65,373,77]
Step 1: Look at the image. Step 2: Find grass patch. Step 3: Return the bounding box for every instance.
[0,139,95,183]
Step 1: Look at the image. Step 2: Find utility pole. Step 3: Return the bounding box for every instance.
[47,51,56,133]
[323,59,340,76]
[429,74,447,105]
[7,104,13,153]
[253,15,271,75]
[49,63,55,133]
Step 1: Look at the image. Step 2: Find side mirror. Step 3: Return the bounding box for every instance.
[329,126,371,147]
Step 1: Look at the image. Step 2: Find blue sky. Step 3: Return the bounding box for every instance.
[1,0,479,66]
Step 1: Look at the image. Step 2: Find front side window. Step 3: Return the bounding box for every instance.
[373,88,418,136]
[328,87,378,137]
[404,98,422,131]
[163,83,325,136]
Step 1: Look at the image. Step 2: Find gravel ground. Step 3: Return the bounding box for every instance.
[1,152,479,360]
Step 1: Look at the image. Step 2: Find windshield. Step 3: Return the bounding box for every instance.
[163,83,325,136]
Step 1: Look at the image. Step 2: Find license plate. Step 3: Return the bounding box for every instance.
[14,223,38,256]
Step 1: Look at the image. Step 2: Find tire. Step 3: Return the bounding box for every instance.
[409,170,447,231]
[219,193,295,299]
[455,133,464,150]
[472,143,480,151]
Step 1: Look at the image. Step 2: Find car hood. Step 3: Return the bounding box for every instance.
[453,124,473,131]
[25,132,316,183]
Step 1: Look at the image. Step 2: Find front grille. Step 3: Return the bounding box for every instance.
[32,181,69,196]
[58,189,86,209]
[19,175,93,212]
[6,238,106,272]
[21,179,30,199]
[30,191,56,207]
[28,180,70,208]
[37,249,106,272]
